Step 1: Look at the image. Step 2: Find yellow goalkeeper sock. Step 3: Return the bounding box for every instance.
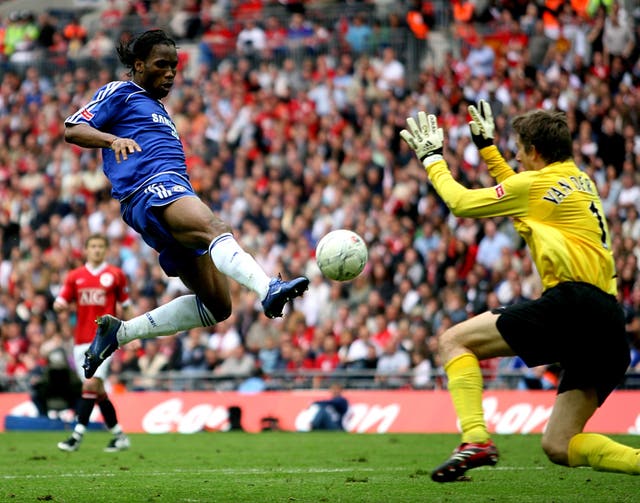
[445,353,489,444]
[568,433,640,475]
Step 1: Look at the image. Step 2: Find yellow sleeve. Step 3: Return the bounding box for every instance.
[424,158,531,219]
[423,156,617,294]
[480,145,516,183]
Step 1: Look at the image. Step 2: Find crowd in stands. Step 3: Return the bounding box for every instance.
[0,0,639,394]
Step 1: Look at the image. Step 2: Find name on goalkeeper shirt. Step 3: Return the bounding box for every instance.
[542,175,595,204]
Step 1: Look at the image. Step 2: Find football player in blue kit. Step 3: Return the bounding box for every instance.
[65,29,309,378]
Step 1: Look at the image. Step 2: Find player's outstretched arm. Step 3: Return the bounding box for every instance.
[64,123,141,163]
[64,123,118,149]
[400,111,503,218]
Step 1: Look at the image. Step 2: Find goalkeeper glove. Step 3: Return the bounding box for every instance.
[400,111,444,166]
[467,99,495,150]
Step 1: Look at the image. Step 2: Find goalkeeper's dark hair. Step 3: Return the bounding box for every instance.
[116,29,176,76]
[512,110,573,164]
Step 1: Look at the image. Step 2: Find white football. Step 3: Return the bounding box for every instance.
[315,229,368,281]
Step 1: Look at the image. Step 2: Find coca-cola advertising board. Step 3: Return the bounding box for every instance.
[2,390,640,434]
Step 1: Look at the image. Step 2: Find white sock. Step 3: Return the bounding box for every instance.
[73,424,86,437]
[208,233,270,299]
[110,425,123,436]
[117,295,216,345]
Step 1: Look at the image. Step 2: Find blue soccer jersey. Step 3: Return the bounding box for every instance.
[65,80,187,201]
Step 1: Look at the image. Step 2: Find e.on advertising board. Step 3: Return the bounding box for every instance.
[2,390,640,434]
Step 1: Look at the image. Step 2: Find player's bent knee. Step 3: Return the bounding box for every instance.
[541,437,570,466]
[82,378,103,394]
[207,215,232,236]
[207,301,232,323]
[437,327,460,359]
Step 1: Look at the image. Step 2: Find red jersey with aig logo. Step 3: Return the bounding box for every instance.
[56,263,130,344]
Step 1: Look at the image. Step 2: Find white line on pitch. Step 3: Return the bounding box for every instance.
[1,466,546,480]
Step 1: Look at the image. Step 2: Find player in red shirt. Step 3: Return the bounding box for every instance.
[54,234,134,452]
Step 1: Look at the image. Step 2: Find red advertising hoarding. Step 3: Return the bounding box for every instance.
[2,390,639,434]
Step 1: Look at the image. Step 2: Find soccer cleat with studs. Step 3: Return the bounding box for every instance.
[261,275,309,319]
[83,314,122,379]
[431,440,499,482]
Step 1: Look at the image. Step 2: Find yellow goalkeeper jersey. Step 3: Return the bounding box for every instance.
[426,146,617,295]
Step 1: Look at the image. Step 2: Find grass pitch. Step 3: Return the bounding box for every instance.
[1,432,638,502]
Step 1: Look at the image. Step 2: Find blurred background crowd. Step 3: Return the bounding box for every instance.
[0,0,639,395]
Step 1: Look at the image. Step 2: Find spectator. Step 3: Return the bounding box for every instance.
[199,18,237,71]
[177,328,209,374]
[411,345,433,389]
[213,344,256,383]
[452,0,476,41]
[62,16,87,61]
[288,311,315,354]
[374,46,405,95]
[30,347,81,417]
[519,254,543,300]
[345,12,372,55]
[314,333,340,373]
[286,345,315,377]
[264,15,288,60]
[597,116,626,176]
[286,12,315,58]
[621,206,640,241]
[134,339,169,390]
[245,314,282,356]
[207,315,242,360]
[257,334,281,374]
[602,1,635,66]
[340,326,378,371]
[599,165,623,218]
[617,172,640,216]
[6,11,40,69]
[297,269,330,327]
[236,18,266,59]
[464,268,489,315]
[475,219,513,272]
[375,337,410,388]
[100,0,124,35]
[36,12,57,51]
[78,29,116,67]
[464,33,495,78]
[308,383,349,431]
[526,19,552,71]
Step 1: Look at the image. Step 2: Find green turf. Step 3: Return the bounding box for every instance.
[1,432,638,502]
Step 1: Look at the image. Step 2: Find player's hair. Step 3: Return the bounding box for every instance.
[512,110,573,164]
[116,29,176,75]
[85,233,108,248]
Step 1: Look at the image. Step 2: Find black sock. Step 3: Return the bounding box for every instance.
[76,394,96,427]
[98,398,118,429]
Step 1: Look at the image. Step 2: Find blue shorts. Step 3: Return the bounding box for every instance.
[120,173,208,277]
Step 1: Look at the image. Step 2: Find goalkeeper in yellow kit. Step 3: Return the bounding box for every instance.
[401,101,638,482]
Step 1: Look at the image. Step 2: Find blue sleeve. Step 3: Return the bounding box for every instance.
[65,81,128,132]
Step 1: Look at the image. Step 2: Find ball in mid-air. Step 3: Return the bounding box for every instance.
[315,229,368,281]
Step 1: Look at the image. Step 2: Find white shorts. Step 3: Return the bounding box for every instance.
[73,343,112,382]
